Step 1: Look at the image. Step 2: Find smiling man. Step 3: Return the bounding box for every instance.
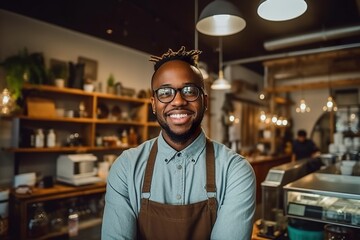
[102,46,256,240]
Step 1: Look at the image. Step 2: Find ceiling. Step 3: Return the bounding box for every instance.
[1,0,360,75]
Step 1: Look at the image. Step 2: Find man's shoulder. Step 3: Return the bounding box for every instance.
[210,139,245,160]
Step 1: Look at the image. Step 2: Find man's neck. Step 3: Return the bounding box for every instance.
[162,129,202,151]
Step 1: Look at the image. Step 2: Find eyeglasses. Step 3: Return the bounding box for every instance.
[153,85,203,103]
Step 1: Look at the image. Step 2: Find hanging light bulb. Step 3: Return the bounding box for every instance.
[271,115,278,124]
[322,96,338,112]
[259,91,266,100]
[296,98,310,113]
[259,111,267,122]
[282,118,288,126]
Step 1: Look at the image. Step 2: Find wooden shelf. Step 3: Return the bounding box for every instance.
[12,182,106,200]
[34,218,102,240]
[147,121,160,127]
[95,119,145,125]
[6,145,137,153]
[17,115,94,123]
[23,83,94,96]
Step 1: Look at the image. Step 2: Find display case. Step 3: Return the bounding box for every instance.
[10,182,106,239]
[283,173,360,229]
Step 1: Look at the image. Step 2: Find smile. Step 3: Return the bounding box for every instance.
[169,113,188,119]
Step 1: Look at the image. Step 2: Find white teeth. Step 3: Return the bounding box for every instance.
[170,113,188,119]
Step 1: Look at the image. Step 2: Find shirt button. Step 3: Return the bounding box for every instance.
[191,159,195,163]
[176,194,182,200]
[177,165,182,170]
[165,159,168,162]
[177,152,181,157]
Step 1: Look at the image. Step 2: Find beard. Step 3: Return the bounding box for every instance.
[156,108,205,144]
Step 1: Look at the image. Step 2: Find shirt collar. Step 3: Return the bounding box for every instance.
[157,131,207,164]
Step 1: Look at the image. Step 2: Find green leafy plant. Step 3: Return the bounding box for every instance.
[1,48,46,100]
[107,73,115,87]
[49,63,68,80]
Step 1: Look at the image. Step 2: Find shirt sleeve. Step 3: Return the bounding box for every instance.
[211,155,256,240]
[102,152,137,240]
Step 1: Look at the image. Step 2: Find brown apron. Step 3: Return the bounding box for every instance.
[137,139,217,240]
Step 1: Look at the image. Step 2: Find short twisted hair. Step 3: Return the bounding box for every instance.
[150,46,201,71]
[150,46,203,90]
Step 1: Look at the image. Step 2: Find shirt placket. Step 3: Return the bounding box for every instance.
[174,152,185,204]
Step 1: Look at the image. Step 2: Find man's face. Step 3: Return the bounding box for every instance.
[150,60,208,144]
[298,135,306,142]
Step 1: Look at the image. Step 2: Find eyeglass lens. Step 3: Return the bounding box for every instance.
[155,86,201,103]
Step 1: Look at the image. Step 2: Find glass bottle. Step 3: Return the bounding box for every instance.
[46,129,56,148]
[128,127,138,145]
[35,129,45,148]
[68,200,79,237]
[121,130,128,146]
[28,202,49,238]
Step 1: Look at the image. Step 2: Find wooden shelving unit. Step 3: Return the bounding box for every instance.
[6,84,160,239]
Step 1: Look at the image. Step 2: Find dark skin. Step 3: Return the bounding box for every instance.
[150,60,208,151]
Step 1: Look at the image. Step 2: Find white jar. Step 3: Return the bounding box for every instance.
[46,129,56,148]
[35,129,44,148]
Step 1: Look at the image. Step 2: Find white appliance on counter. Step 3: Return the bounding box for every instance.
[56,154,102,186]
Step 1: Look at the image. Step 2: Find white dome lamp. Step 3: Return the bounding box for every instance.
[257,0,307,21]
[196,0,246,36]
[211,37,231,90]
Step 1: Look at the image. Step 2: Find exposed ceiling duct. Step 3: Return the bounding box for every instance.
[264,25,360,51]
[224,42,360,66]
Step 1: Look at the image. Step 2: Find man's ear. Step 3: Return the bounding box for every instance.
[203,94,208,111]
[150,97,156,114]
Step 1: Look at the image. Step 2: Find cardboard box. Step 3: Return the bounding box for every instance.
[26,97,56,118]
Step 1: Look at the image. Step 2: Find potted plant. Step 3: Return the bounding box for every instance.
[107,73,115,94]
[0,48,46,107]
[49,60,68,88]
[83,78,95,92]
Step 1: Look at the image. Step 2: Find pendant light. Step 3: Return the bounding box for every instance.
[296,98,310,113]
[211,37,231,90]
[323,96,337,112]
[295,71,310,113]
[322,68,337,112]
[257,0,307,21]
[196,0,246,36]
[0,88,14,116]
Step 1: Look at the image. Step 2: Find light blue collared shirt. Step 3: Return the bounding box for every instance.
[102,131,256,239]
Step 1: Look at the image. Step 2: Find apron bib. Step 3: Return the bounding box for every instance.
[137,139,217,240]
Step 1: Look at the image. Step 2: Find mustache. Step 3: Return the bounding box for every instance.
[165,107,193,114]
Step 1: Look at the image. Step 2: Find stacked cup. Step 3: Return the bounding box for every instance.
[340,160,356,175]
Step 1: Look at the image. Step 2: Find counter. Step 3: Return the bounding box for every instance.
[283,172,360,229]
[248,154,291,204]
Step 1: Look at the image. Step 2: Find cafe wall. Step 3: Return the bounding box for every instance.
[0,9,154,186]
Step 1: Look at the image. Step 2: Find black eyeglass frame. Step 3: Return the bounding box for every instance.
[153,85,205,103]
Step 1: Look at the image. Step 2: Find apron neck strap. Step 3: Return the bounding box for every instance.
[142,138,216,194]
[142,140,158,194]
[205,138,216,193]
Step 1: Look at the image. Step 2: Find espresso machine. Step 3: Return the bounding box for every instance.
[258,157,323,238]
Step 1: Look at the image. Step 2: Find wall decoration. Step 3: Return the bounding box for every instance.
[78,56,98,81]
